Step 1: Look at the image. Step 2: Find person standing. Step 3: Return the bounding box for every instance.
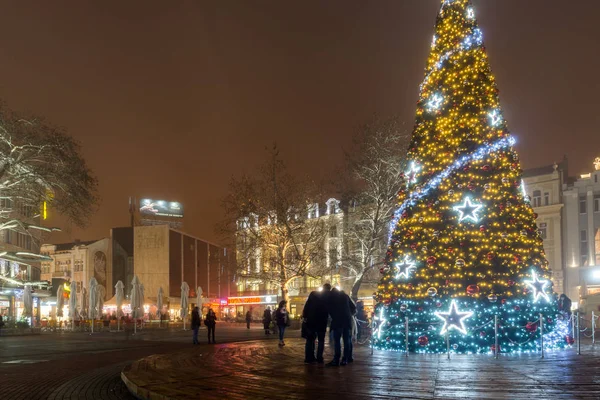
[263,307,272,335]
[275,300,290,346]
[327,287,356,367]
[246,309,252,329]
[205,308,217,344]
[302,283,331,364]
[558,294,573,333]
[191,307,201,345]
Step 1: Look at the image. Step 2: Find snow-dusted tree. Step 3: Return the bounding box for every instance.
[221,146,329,302]
[340,116,409,300]
[0,110,99,241]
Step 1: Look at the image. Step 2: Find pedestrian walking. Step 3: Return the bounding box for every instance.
[275,300,290,346]
[302,283,331,364]
[205,308,217,344]
[246,309,252,329]
[0,315,4,336]
[326,287,356,367]
[191,307,201,345]
[263,307,272,335]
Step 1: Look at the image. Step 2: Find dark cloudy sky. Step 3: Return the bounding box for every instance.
[0,0,598,244]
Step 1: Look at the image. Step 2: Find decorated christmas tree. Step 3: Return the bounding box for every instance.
[373,0,566,354]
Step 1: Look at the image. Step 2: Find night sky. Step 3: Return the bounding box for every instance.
[0,0,598,244]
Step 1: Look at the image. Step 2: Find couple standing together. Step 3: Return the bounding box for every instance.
[302,283,356,366]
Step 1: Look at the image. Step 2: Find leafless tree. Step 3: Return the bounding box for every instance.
[220,146,329,302]
[0,109,99,241]
[340,116,409,300]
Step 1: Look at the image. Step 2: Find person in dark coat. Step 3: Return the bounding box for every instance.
[558,294,573,332]
[205,308,217,344]
[246,309,252,329]
[191,307,201,345]
[263,307,272,335]
[302,283,331,364]
[275,300,290,346]
[326,287,356,366]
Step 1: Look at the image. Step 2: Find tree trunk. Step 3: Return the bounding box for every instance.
[281,282,289,304]
[350,275,364,302]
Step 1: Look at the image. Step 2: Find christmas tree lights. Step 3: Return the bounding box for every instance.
[374,0,565,354]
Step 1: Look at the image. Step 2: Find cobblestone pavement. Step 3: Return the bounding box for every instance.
[0,322,278,400]
[122,338,600,400]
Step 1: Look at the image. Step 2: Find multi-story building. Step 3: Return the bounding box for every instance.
[563,157,600,306]
[132,224,233,319]
[522,159,567,294]
[0,199,52,321]
[40,238,111,318]
[234,198,345,319]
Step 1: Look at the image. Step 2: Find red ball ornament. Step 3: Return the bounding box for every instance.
[498,204,505,211]
[501,299,507,304]
[480,331,486,337]
[463,165,471,172]
[482,165,492,172]
[479,225,487,232]
[468,182,476,191]
[417,335,429,346]
[547,318,553,324]
[491,344,501,353]
[487,252,495,260]
[427,256,437,265]
[513,305,521,311]
[525,322,537,332]
[533,213,539,219]
[379,268,385,274]
[436,302,442,308]
[417,306,423,311]
[514,181,521,187]
[513,255,522,263]
[566,336,575,345]
[508,279,516,286]
[410,243,418,250]
[466,284,480,295]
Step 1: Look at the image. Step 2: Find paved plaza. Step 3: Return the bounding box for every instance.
[0,322,277,400]
[122,338,600,400]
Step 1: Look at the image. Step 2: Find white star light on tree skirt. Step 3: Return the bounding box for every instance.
[453,197,483,223]
[434,300,473,335]
[373,307,387,339]
[524,270,551,303]
[395,255,417,280]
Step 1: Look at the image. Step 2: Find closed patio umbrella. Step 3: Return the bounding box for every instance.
[23,285,33,326]
[88,278,98,334]
[56,284,64,318]
[131,275,142,334]
[69,284,78,331]
[180,282,189,331]
[96,285,106,319]
[115,280,124,331]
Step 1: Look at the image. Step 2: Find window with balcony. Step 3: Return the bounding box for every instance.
[532,190,541,207]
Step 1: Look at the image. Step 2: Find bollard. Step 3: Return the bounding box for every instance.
[539,313,544,359]
[577,312,581,355]
[572,314,576,339]
[593,311,596,345]
[494,315,499,359]
[446,331,450,360]
[405,317,409,357]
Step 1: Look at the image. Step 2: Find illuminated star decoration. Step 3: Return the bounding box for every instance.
[489,109,502,127]
[524,270,551,303]
[395,255,417,280]
[405,161,421,187]
[454,197,483,223]
[466,7,475,19]
[435,300,473,335]
[373,307,387,339]
[427,94,444,112]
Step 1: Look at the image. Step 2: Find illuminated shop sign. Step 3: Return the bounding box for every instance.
[228,295,277,305]
[139,199,184,218]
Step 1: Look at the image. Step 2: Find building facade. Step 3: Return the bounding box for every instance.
[522,161,567,294]
[563,158,600,306]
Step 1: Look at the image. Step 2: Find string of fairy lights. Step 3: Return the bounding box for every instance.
[374,0,568,354]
